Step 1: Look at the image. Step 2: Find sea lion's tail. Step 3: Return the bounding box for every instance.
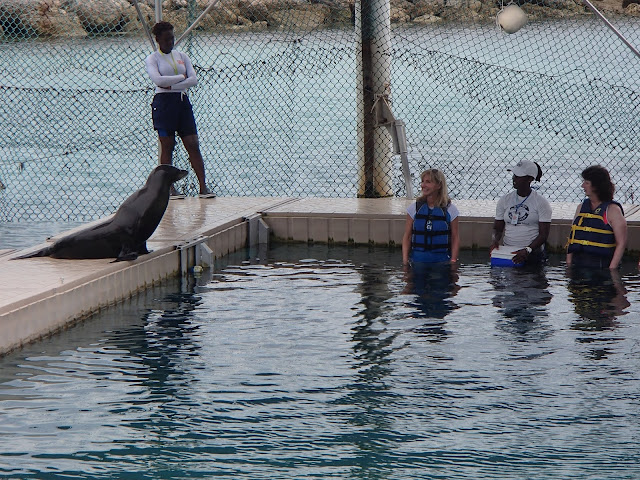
[11,246,53,260]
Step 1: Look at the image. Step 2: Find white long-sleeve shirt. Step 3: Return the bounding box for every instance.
[145,49,197,94]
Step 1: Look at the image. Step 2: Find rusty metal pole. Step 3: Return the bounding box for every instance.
[356,0,393,198]
[358,1,375,197]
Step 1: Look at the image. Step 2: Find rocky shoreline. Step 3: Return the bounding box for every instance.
[0,0,638,39]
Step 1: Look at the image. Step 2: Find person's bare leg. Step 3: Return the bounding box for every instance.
[158,135,176,165]
[158,135,180,195]
[181,134,208,194]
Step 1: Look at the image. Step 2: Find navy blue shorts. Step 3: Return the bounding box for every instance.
[151,93,198,137]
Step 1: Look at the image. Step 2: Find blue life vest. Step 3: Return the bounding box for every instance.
[411,201,451,263]
[567,199,622,259]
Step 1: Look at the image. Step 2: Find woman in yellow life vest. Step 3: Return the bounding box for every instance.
[567,165,627,269]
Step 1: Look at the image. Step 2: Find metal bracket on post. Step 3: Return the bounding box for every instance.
[177,236,213,275]
[179,245,189,276]
[373,94,414,198]
[195,242,214,267]
[258,218,269,246]
[245,213,270,248]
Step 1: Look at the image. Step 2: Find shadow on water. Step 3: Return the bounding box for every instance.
[402,262,460,341]
[489,264,553,340]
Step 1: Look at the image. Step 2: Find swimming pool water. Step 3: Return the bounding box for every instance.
[0,245,639,479]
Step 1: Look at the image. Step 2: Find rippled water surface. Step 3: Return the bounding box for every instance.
[1,245,639,479]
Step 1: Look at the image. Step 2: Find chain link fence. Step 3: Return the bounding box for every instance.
[0,0,639,222]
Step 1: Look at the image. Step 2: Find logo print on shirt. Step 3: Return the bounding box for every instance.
[508,204,529,224]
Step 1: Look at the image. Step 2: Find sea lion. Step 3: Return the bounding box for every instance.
[15,165,188,261]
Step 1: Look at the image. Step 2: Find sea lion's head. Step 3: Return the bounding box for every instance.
[152,164,189,184]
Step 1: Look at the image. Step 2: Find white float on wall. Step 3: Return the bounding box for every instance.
[497,4,528,34]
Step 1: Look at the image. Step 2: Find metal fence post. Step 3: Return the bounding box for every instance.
[356,0,394,198]
[155,0,162,24]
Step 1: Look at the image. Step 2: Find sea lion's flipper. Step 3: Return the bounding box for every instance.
[115,246,139,262]
[11,246,54,260]
[114,239,153,261]
[115,253,138,262]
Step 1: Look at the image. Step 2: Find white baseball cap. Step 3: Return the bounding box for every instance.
[508,160,539,178]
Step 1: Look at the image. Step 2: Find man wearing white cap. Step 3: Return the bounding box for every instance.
[490,161,552,266]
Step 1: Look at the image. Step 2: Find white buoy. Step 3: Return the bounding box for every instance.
[497,4,528,34]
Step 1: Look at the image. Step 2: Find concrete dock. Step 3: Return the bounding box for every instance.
[1,197,639,356]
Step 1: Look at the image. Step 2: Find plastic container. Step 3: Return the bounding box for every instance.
[491,245,525,267]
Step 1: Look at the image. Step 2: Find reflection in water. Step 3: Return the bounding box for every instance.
[0,246,640,479]
[103,275,206,451]
[339,262,402,480]
[0,274,212,476]
[403,262,460,341]
[567,267,631,361]
[567,267,630,330]
[490,266,552,339]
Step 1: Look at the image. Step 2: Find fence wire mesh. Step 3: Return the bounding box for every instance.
[0,0,639,222]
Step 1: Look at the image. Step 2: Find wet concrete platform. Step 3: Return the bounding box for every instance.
[1,196,639,355]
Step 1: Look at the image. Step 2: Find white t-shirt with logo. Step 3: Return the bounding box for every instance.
[495,189,552,247]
